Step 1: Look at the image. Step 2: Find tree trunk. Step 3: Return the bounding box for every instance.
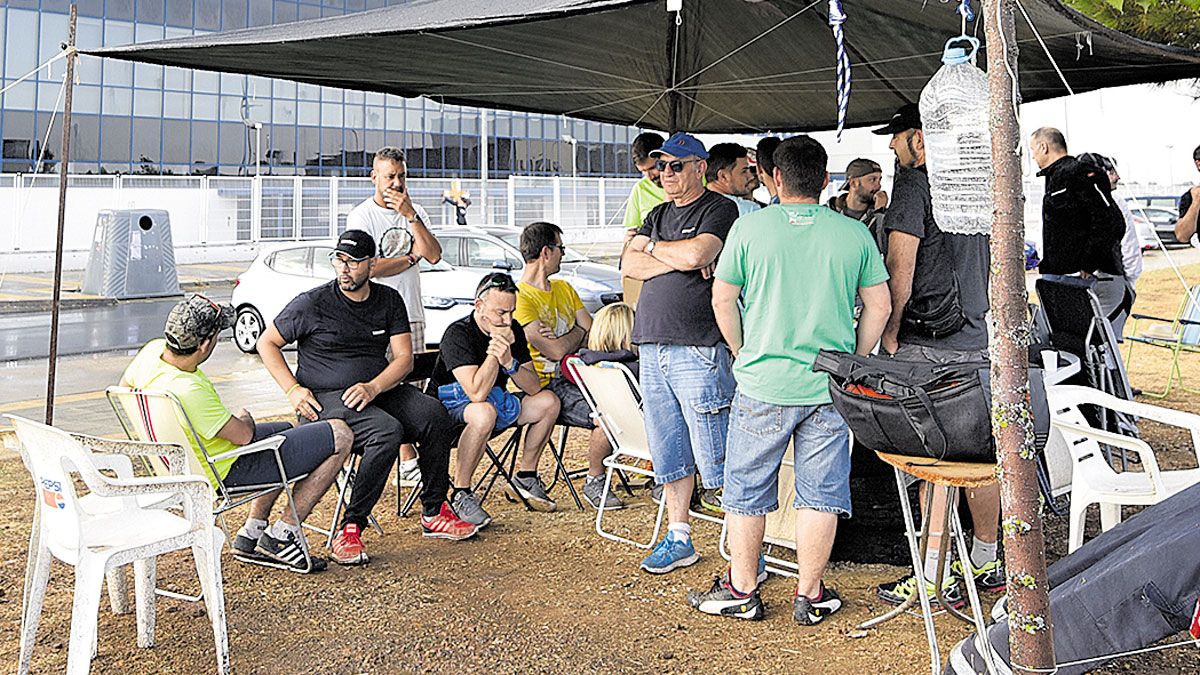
[983,0,1056,672]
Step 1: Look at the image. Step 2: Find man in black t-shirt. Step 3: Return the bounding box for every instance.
[1174,144,1200,244]
[259,229,478,566]
[872,104,1002,608]
[621,132,738,575]
[430,273,561,528]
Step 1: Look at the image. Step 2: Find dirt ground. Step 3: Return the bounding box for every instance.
[3,265,1200,674]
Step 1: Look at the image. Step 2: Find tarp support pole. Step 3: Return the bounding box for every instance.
[984,0,1056,671]
[46,4,77,426]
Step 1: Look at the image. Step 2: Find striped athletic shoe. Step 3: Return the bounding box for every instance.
[421,502,480,540]
[255,530,327,573]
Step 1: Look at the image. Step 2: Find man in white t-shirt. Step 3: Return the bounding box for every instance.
[346,146,444,484]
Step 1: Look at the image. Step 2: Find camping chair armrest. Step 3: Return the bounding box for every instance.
[206,434,287,463]
[1051,419,1166,486]
[71,434,190,475]
[1130,313,1172,323]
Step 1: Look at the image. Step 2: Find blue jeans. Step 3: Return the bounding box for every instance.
[640,343,735,488]
[722,392,853,518]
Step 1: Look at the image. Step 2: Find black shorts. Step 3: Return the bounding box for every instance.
[546,377,595,429]
[222,421,335,489]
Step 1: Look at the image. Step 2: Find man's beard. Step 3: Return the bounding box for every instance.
[339,276,366,292]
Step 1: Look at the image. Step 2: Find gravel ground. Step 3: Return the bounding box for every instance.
[2,418,1197,674]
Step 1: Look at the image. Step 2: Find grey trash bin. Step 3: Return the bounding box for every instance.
[82,209,181,299]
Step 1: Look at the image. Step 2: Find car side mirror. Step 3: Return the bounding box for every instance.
[492,259,514,271]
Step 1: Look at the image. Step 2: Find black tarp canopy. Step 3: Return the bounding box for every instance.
[86,0,1200,133]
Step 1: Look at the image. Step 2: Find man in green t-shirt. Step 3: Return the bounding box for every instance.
[688,136,891,624]
[621,132,667,307]
[121,294,353,573]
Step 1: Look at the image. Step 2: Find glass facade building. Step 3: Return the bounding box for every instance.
[0,0,641,178]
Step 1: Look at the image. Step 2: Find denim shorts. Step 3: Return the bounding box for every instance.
[722,392,853,518]
[639,343,735,488]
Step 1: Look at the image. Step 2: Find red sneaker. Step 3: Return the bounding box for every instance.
[330,523,369,565]
[421,502,480,541]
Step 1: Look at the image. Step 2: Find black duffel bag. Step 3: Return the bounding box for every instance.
[812,350,1049,463]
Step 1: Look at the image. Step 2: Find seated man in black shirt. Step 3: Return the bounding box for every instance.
[430,273,561,527]
[258,229,478,566]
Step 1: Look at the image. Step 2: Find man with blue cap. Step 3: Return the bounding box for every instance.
[621,132,740,575]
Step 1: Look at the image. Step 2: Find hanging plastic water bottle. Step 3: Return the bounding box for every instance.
[919,37,992,235]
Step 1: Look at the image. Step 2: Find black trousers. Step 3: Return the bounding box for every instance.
[315,384,455,523]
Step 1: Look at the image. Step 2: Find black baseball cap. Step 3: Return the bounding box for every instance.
[839,158,883,190]
[871,103,922,136]
[334,229,376,260]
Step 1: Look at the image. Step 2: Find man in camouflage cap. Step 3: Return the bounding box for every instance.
[121,293,353,573]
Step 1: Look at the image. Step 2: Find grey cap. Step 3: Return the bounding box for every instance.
[164,293,235,352]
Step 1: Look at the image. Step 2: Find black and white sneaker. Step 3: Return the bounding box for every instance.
[255,531,327,573]
[687,573,765,621]
[792,584,843,625]
[231,531,274,563]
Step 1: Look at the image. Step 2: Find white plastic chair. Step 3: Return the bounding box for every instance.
[1047,385,1200,552]
[8,415,229,675]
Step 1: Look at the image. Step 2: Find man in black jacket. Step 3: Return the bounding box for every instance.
[1031,127,1130,323]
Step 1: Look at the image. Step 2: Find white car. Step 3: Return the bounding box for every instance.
[437,226,623,313]
[230,241,475,353]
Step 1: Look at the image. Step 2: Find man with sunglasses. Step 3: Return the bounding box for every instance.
[259,229,477,566]
[121,294,353,573]
[622,132,740,575]
[429,273,561,527]
[513,221,625,511]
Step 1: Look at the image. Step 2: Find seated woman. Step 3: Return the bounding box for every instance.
[577,302,639,379]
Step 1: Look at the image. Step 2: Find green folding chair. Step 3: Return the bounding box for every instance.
[1125,284,1200,398]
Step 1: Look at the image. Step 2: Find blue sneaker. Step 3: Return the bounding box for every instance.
[640,536,700,574]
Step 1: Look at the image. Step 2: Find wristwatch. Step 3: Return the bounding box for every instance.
[503,357,519,375]
[405,253,419,267]
[645,240,657,255]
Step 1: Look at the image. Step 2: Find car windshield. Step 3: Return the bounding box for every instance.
[493,231,587,263]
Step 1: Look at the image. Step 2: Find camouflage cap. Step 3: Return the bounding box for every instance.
[164,293,235,352]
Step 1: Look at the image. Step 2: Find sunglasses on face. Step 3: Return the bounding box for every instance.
[329,252,367,270]
[655,158,699,173]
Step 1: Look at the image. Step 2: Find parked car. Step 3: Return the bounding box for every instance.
[1123,201,1158,250]
[230,241,474,353]
[436,226,623,313]
[1127,204,1189,248]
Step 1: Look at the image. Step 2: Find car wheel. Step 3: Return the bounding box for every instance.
[233,306,264,354]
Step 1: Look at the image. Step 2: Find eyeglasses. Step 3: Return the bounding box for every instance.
[654,158,699,173]
[329,252,367,270]
[476,274,518,298]
[547,243,566,252]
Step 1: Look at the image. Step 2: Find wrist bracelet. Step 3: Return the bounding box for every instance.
[286,383,301,396]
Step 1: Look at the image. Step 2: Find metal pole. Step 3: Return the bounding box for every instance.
[983,1,1056,672]
[45,5,77,426]
[479,108,489,222]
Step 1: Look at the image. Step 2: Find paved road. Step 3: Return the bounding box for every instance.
[0,287,233,361]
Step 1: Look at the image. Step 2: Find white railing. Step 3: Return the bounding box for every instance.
[0,174,643,258]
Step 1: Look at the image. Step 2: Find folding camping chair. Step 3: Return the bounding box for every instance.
[717,445,800,578]
[1035,275,1140,468]
[1125,283,1200,399]
[565,357,721,549]
[106,386,322,574]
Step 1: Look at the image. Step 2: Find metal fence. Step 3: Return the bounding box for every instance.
[0,174,643,255]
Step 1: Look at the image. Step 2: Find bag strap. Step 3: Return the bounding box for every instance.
[897,385,950,459]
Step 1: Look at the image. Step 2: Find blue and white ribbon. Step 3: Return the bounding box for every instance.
[828,1,850,142]
[959,0,975,23]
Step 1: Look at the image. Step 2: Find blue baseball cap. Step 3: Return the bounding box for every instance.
[650,132,709,160]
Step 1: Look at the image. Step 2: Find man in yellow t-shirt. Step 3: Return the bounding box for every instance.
[514,221,624,511]
[120,294,352,573]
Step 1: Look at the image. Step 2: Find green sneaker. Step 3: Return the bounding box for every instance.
[698,488,724,515]
[951,558,1006,592]
[877,573,965,608]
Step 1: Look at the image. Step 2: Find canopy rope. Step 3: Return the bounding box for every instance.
[828,1,850,141]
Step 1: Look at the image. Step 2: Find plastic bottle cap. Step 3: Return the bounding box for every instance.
[942,47,971,65]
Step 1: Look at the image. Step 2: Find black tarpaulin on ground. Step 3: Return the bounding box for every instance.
[85,0,1200,133]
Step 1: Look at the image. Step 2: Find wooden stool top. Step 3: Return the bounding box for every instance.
[875,451,997,489]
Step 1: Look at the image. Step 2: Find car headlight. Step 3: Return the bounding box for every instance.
[423,296,458,310]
